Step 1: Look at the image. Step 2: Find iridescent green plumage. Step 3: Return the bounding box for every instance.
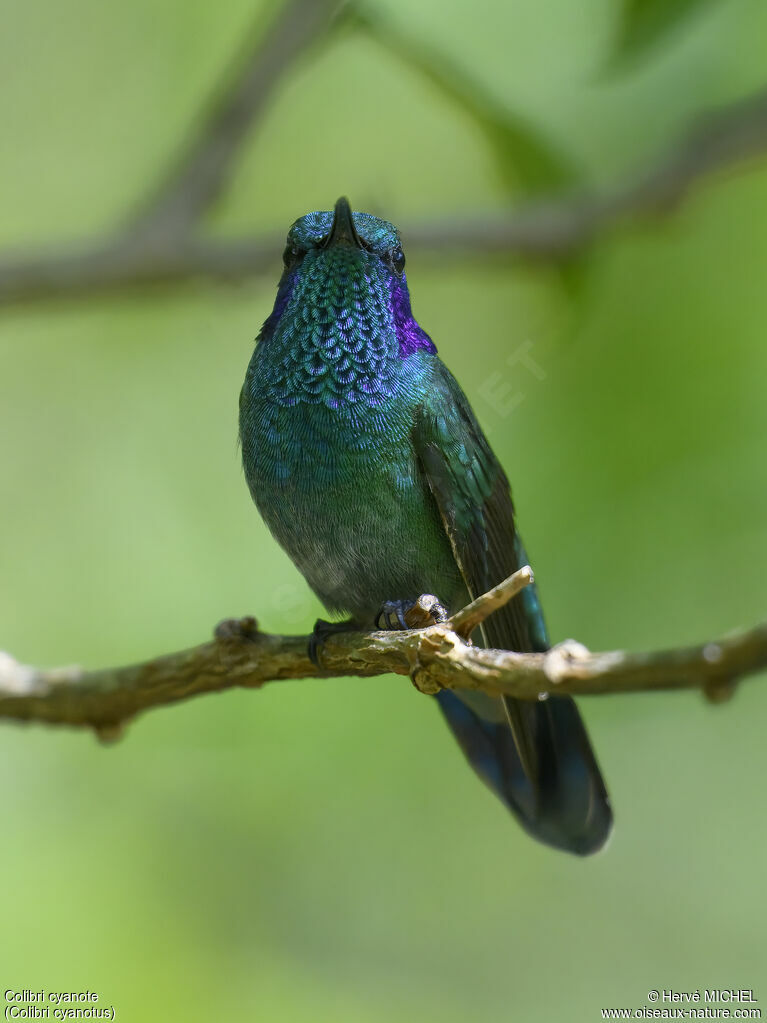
[239,198,612,854]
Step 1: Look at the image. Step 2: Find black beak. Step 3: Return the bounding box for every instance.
[323,196,363,249]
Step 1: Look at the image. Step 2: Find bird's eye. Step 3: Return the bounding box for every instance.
[390,246,406,274]
[282,244,304,269]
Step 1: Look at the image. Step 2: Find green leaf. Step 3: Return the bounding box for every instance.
[609,0,717,73]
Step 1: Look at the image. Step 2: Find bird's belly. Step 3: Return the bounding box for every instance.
[243,400,462,621]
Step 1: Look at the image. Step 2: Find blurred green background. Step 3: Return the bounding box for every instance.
[2,0,767,1019]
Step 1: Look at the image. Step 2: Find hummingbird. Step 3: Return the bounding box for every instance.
[239,197,612,854]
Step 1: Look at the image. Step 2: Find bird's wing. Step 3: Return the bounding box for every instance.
[413,359,611,854]
[412,365,540,650]
[412,362,543,771]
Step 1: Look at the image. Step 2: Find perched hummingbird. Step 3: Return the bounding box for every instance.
[240,197,612,854]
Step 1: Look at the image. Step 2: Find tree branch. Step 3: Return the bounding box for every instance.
[408,86,767,258]
[0,0,346,306]
[1,568,764,742]
[129,0,347,240]
[2,84,767,304]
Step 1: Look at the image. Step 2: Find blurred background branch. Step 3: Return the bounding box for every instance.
[129,0,346,241]
[1,0,767,305]
[1,569,764,738]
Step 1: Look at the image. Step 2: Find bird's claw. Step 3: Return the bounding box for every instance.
[308,618,354,668]
[376,602,408,630]
[375,595,449,631]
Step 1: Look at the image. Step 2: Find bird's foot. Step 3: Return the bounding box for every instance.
[375,595,449,631]
[308,618,356,668]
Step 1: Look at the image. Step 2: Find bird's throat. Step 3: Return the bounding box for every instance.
[259,251,401,409]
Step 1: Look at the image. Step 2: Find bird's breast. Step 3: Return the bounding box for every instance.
[239,357,460,617]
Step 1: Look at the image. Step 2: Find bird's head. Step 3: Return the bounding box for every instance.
[283,195,405,286]
[262,197,435,362]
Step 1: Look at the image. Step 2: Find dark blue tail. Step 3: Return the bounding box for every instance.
[436,688,612,855]
[434,536,612,856]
